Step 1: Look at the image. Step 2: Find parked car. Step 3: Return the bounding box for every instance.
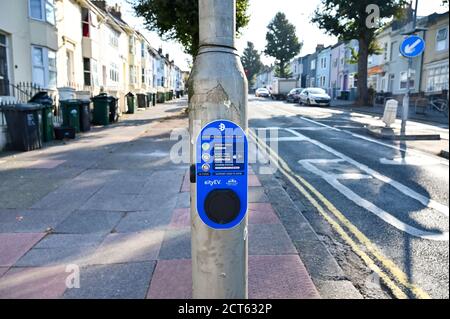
[299,88,331,106]
[286,88,303,103]
[255,88,270,98]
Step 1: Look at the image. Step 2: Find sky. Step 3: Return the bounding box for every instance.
[115,0,448,71]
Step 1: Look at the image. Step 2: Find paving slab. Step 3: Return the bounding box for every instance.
[0,209,72,233]
[0,268,9,278]
[158,228,191,260]
[0,233,46,267]
[80,192,140,212]
[249,255,320,299]
[31,187,101,212]
[248,187,269,203]
[248,174,262,187]
[0,266,68,299]
[63,262,155,299]
[248,203,280,225]
[147,259,192,299]
[249,224,297,256]
[115,211,171,232]
[14,246,95,267]
[175,192,190,208]
[169,208,190,229]
[87,231,164,265]
[54,210,124,235]
[34,234,106,249]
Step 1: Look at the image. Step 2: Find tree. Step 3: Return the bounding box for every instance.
[264,12,302,78]
[241,42,264,87]
[312,0,407,106]
[132,0,250,57]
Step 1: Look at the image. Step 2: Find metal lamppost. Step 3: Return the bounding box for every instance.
[188,0,248,299]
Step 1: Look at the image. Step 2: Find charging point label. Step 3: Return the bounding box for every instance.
[196,120,248,230]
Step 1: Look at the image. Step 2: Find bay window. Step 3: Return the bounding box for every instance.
[426,64,449,93]
[31,46,56,89]
[29,0,55,25]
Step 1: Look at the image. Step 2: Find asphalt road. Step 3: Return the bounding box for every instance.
[248,96,449,299]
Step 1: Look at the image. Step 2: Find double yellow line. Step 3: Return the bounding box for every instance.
[248,129,431,299]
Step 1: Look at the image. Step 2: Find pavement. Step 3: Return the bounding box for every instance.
[0,98,323,299]
[331,100,449,126]
[249,96,449,299]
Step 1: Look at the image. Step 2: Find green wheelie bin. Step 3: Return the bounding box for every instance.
[91,93,110,126]
[60,100,81,133]
[29,92,54,142]
[126,92,136,114]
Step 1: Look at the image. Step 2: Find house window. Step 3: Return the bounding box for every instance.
[436,27,448,52]
[83,58,91,86]
[109,30,119,48]
[141,42,146,58]
[29,0,55,25]
[383,43,388,61]
[311,60,316,70]
[142,68,146,84]
[129,66,137,84]
[31,46,56,88]
[129,37,135,54]
[109,63,119,83]
[82,8,91,38]
[390,42,396,61]
[426,64,449,92]
[399,70,415,90]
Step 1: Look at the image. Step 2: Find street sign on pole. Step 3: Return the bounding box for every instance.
[400,35,425,58]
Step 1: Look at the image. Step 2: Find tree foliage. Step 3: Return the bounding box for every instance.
[241,42,264,87]
[132,0,250,57]
[264,12,302,78]
[312,0,407,105]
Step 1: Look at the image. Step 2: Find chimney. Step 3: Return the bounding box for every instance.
[166,53,170,60]
[316,44,325,52]
[92,0,107,11]
[110,3,122,19]
[158,48,163,55]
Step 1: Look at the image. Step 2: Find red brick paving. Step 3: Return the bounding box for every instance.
[248,203,280,224]
[147,259,192,299]
[0,266,68,299]
[170,208,190,229]
[248,174,262,187]
[0,233,46,267]
[249,255,320,299]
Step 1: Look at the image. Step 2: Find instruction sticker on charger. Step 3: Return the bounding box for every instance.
[196,120,248,230]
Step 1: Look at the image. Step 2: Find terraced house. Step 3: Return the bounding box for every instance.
[0,0,185,112]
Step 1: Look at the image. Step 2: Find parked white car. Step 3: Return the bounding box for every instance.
[255,88,271,98]
[299,88,331,106]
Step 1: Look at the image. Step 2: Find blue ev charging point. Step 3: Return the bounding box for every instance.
[195,120,248,230]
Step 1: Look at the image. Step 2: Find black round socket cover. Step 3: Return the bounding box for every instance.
[204,189,241,225]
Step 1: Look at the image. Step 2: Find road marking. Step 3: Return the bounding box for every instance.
[380,156,443,166]
[249,129,431,299]
[269,105,449,167]
[281,127,449,217]
[299,159,448,241]
[261,137,308,142]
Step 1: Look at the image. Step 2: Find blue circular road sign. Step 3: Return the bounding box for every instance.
[400,35,426,58]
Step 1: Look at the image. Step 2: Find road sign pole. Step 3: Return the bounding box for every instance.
[401,0,420,134]
[189,0,248,299]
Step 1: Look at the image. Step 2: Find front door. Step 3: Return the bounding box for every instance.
[0,33,9,96]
